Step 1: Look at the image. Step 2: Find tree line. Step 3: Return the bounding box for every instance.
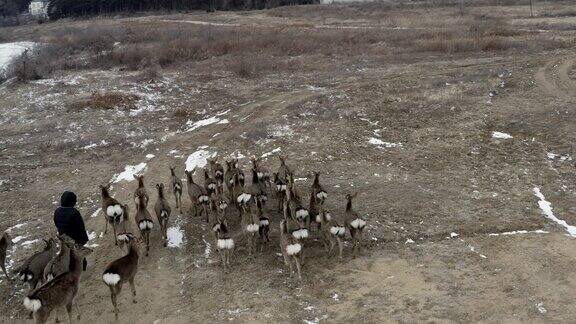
[0,0,318,20]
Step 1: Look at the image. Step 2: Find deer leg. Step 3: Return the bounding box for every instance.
[104,218,109,235]
[145,232,150,257]
[35,308,50,324]
[66,302,73,324]
[337,237,343,260]
[294,256,302,280]
[112,223,118,246]
[129,277,137,304]
[74,299,82,320]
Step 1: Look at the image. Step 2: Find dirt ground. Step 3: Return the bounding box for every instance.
[1,1,576,323]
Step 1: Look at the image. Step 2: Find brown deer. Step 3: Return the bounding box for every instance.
[116,204,134,252]
[18,238,58,290]
[24,245,93,324]
[102,237,140,320]
[344,193,367,258]
[135,193,153,257]
[42,234,76,283]
[185,169,204,218]
[133,175,148,209]
[319,210,345,259]
[100,184,123,244]
[279,219,302,280]
[170,167,183,213]
[154,183,171,247]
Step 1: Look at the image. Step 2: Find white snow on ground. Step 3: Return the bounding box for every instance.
[186,115,228,132]
[492,131,513,139]
[11,236,25,243]
[368,137,402,148]
[0,42,36,74]
[81,140,108,150]
[488,230,549,236]
[0,179,6,186]
[112,163,148,183]
[533,187,576,237]
[185,148,216,172]
[547,152,572,161]
[146,154,155,160]
[536,302,547,314]
[167,225,184,248]
[21,239,39,247]
[261,147,281,158]
[91,208,102,218]
[271,125,294,138]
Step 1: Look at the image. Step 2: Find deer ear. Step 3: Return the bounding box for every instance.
[156,183,160,189]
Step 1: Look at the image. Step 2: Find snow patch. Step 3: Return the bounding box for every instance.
[167,225,184,248]
[185,149,216,172]
[533,187,576,237]
[261,147,281,159]
[368,137,402,148]
[112,163,147,183]
[186,115,227,132]
[492,131,513,139]
[488,230,548,236]
[0,42,36,75]
[146,154,155,160]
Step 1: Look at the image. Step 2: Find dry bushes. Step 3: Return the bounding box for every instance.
[68,92,139,111]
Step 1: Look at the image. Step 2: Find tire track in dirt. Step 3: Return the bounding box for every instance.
[535,57,576,102]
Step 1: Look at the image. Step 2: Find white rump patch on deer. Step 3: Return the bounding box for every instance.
[295,209,309,220]
[219,202,228,210]
[330,226,346,236]
[237,193,252,204]
[286,243,301,256]
[260,219,269,226]
[350,218,366,229]
[23,297,42,312]
[292,229,309,240]
[117,234,131,242]
[217,238,234,250]
[139,220,154,230]
[161,210,168,218]
[277,184,287,191]
[246,224,259,233]
[106,205,123,217]
[316,191,328,200]
[198,195,209,203]
[103,273,121,286]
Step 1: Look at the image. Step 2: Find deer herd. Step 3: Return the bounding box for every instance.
[1,155,368,323]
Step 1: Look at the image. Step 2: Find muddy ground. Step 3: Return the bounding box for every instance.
[1,2,576,323]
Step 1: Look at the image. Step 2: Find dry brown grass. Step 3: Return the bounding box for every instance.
[68,92,139,111]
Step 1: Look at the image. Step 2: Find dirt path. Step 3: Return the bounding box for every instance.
[535,56,576,102]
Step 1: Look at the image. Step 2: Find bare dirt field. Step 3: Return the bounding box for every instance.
[1,1,576,323]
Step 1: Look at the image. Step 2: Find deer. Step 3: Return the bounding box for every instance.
[102,236,140,320]
[135,193,153,257]
[170,167,183,213]
[250,168,267,206]
[1,231,11,282]
[286,178,309,228]
[251,156,270,188]
[319,210,345,259]
[116,204,134,252]
[242,197,261,256]
[133,175,148,209]
[215,220,234,273]
[204,168,218,197]
[24,245,93,324]
[283,199,309,266]
[256,199,270,251]
[308,190,322,232]
[279,219,302,280]
[42,234,76,284]
[100,184,123,244]
[18,238,58,290]
[154,183,171,247]
[233,173,252,216]
[311,171,327,205]
[277,155,292,183]
[185,169,204,219]
[208,157,225,193]
[273,172,287,212]
[224,159,236,202]
[344,193,367,258]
